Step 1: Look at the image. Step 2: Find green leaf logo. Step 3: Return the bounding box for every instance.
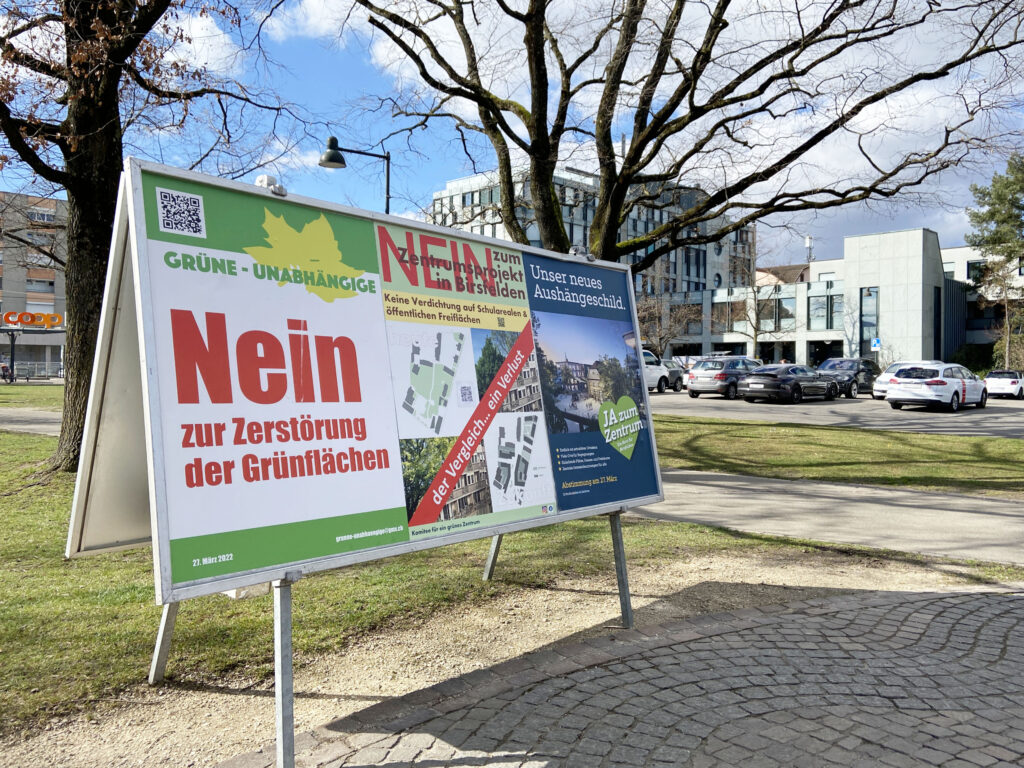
[599,396,643,460]
[243,210,364,301]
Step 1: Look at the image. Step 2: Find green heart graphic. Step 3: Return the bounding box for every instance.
[599,396,643,460]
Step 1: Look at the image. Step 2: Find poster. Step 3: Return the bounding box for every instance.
[68,159,662,603]
[138,174,408,589]
[523,254,661,509]
[375,222,558,539]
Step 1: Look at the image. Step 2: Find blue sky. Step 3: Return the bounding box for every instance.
[2,5,1012,269]
[532,311,636,368]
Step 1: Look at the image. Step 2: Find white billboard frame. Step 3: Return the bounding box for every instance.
[67,158,665,606]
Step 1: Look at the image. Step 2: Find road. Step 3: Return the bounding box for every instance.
[635,468,1024,565]
[650,388,1024,438]
[4,391,1023,440]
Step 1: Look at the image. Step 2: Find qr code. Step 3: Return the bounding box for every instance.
[156,187,206,238]
[460,385,474,403]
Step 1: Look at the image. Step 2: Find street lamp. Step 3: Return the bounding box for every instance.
[319,136,391,215]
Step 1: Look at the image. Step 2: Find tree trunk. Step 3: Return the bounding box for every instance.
[529,155,570,254]
[1006,295,1012,368]
[49,83,123,471]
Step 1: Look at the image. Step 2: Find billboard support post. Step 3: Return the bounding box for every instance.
[609,510,634,629]
[274,574,299,768]
[148,601,179,685]
[482,534,503,581]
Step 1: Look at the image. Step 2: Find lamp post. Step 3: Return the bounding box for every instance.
[318,136,391,215]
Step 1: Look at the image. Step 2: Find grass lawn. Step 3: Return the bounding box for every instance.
[4,416,1024,735]
[2,430,843,735]
[654,414,1024,499]
[0,383,64,411]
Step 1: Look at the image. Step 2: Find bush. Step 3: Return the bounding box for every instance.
[949,343,993,373]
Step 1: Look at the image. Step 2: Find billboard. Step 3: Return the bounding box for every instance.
[67,159,662,603]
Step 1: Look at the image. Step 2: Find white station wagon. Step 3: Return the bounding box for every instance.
[886,362,987,412]
[872,360,941,400]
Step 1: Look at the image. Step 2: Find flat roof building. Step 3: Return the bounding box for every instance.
[665,228,1021,367]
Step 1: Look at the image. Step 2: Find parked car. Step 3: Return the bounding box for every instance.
[816,357,881,398]
[885,362,987,411]
[641,350,672,393]
[663,359,688,391]
[687,356,760,399]
[739,364,838,404]
[872,360,941,400]
[984,370,1024,399]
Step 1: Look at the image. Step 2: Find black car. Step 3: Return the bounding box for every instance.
[739,364,838,404]
[816,357,881,398]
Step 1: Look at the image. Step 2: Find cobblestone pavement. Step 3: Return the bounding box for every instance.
[221,588,1024,768]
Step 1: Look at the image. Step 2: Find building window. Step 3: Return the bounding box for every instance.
[778,297,796,330]
[27,209,56,223]
[942,261,955,278]
[859,287,878,356]
[808,296,827,331]
[713,273,722,288]
[730,300,747,333]
[967,260,985,283]
[809,294,843,331]
[830,294,843,330]
[25,278,56,293]
[711,302,729,334]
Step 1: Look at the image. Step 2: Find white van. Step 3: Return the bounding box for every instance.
[642,350,672,393]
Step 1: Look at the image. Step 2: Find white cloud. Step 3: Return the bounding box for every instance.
[262,0,364,42]
[164,13,245,77]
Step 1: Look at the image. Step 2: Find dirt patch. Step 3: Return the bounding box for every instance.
[0,546,1007,768]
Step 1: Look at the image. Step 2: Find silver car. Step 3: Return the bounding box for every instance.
[687,356,760,399]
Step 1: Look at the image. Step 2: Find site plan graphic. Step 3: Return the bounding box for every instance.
[389,323,478,440]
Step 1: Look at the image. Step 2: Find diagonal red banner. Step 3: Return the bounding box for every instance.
[409,323,535,527]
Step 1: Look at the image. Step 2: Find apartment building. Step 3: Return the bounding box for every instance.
[430,168,756,298]
[0,192,67,376]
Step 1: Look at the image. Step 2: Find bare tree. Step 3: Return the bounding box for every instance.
[0,192,66,269]
[634,292,701,359]
[350,0,1024,269]
[707,251,805,357]
[0,1,305,470]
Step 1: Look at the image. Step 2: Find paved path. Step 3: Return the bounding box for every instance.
[221,587,1024,767]
[636,469,1024,566]
[0,406,61,436]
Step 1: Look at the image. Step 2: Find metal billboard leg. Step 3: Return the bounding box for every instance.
[482,534,504,581]
[274,577,296,768]
[148,601,179,685]
[609,511,634,629]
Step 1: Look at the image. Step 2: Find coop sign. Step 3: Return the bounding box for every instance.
[67,159,663,604]
[2,310,64,329]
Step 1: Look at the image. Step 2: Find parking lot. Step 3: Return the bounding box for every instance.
[649,389,1024,439]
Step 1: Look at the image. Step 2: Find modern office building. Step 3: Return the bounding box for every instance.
[0,191,67,376]
[664,228,1021,366]
[430,168,757,297]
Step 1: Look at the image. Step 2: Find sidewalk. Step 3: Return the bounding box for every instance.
[220,586,1024,767]
[0,406,61,436]
[636,469,1024,566]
